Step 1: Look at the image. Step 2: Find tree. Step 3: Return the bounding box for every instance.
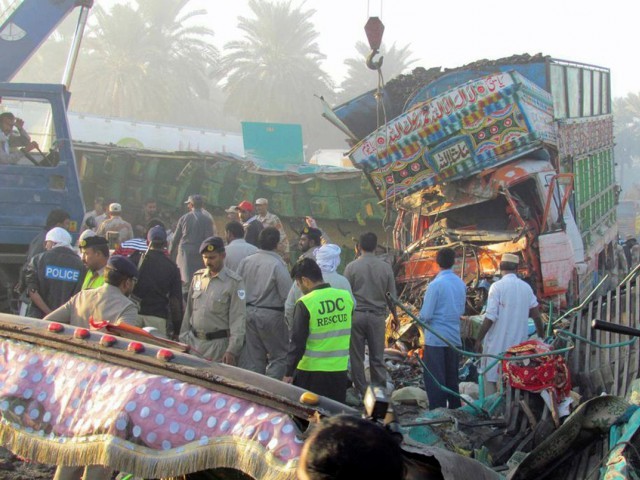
[70,0,221,125]
[614,93,640,198]
[221,0,343,154]
[337,41,416,104]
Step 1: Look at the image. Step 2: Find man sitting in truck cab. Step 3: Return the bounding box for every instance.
[0,111,39,165]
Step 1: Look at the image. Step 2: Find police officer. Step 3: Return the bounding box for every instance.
[170,194,216,293]
[78,235,109,290]
[237,227,292,378]
[284,258,354,403]
[25,227,85,318]
[44,255,142,328]
[179,236,246,365]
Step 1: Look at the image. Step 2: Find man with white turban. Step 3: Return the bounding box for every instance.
[24,227,85,318]
[285,244,355,329]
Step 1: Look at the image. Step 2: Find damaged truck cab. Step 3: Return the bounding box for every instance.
[334,56,617,308]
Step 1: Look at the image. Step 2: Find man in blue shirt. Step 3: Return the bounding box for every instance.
[419,247,466,409]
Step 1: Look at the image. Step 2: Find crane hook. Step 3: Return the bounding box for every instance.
[366,49,384,71]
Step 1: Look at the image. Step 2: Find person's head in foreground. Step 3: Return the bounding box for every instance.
[297,414,405,480]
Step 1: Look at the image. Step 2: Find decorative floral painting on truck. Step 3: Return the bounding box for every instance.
[349,71,556,201]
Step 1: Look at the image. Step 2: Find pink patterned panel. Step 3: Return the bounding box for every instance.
[0,339,303,462]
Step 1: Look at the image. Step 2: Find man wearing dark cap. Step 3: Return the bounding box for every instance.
[237,200,263,247]
[79,235,109,290]
[44,255,142,328]
[237,227,292,378]
[170,194,216,293]
[133,226,183,338]
[179,237,246,365]
[298,226,323,261]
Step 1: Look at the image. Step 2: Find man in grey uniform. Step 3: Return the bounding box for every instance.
[344,232,397,397]
[224,221,258,272]
[44,255,142,328]
[180,236,246,365]
[237,227,292,379]
[170,194,215,292]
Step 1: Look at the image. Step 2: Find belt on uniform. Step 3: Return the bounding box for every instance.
[246,303,284,312]
[190,328,230,340]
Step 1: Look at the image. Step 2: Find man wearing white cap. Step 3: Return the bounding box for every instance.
[475,253,544,395]
[24,227,85,318]
[255,198,290,262]
[96,202,134,244]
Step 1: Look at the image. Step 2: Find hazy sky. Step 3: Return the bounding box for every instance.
[187,0,637,99]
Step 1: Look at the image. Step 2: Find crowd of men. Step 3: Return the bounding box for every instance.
[18,195,399,407]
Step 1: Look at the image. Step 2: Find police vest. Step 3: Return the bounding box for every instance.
[297,287,353,372]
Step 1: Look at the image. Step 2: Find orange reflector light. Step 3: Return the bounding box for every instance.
[300,391,319,405]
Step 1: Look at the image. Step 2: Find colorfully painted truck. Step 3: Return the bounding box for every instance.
[331,55,617,308]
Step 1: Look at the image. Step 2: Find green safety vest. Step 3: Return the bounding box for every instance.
[82,270,105,290]
[297,286,353,372]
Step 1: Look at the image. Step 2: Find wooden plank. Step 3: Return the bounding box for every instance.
[594,297,601,372]
[571,309,581,374]
[586,300,594,375]
[604,290,612,370]
[622,279,632,397]
[613,284,621,395]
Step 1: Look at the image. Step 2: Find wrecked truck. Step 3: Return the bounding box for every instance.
[329,55,617,308]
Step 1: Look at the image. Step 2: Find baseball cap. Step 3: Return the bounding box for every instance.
[255,198,268,205]
[109,203,122,213]
[225,205,238,213]
[200,236,225,254]
[79,235,108,249]
[147,225,167,243]
[237,200,254,213]
[106,255,139,278]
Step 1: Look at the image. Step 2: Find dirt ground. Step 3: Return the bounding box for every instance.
[0,447,56,480]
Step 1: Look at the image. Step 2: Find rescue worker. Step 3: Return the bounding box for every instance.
[78,235,109,290]
[44,255,142,328]
[475,253,544,395]
[224,221,258,272]
[237,227,292,378]
[133,226,183,338]
[179,236,246,365]
[170,194,215,292]
[25,227,85,319]
[344,232,398,398]
[237,200,263,247]
[284,258,354,403]
[96,203,134,244]
[255,197,290,261]
[298,226,323,261]
[284,244,354,330]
